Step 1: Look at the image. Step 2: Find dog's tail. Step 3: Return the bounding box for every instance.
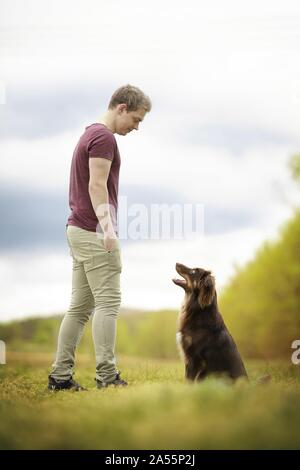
[256,374,272,385]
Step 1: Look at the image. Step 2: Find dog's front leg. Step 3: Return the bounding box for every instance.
[185,361,199,381]
[185,359,206,382]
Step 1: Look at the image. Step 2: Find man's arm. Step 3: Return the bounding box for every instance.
[88,157,116,250]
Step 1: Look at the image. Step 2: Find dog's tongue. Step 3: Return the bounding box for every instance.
[172,277,186,286]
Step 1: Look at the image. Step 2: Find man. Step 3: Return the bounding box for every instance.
[48,84,152,391]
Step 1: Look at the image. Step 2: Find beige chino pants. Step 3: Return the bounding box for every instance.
[50,225,122,384]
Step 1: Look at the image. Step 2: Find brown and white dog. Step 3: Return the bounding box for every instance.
[172,263,248,382]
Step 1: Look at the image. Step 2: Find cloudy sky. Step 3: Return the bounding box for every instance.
[1,0,300,320]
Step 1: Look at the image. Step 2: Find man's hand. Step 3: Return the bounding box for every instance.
[104,231,117,252]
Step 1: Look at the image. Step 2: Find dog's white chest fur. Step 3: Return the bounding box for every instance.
[176,331,183,346]
[176,331,193,350]
[176,331,186,360]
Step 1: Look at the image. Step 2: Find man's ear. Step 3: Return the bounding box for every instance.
[118,103,127,113]
[198,275,215,308]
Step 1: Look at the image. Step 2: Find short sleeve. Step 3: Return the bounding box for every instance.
[88,131,115,161]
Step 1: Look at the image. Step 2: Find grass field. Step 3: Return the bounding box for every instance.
[0,353,300,450]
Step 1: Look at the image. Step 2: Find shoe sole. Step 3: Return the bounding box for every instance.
[96,383,128,389]
[47,385,87,392]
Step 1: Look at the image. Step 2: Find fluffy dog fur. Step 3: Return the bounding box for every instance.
[173,263,248,382]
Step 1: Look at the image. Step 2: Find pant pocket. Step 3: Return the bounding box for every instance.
[107,247,122,273]
[66,232,75,258]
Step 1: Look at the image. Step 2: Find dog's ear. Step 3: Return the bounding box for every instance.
[198,274,215,308]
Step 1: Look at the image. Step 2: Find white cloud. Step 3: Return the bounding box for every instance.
[0,130,80,191]
[0,81,5,104]
[0,251,72,320]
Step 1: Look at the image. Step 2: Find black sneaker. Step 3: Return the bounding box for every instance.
[48,375,87,391]
[96,372,128,389]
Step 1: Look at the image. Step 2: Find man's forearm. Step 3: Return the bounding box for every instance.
[88,184,115,236]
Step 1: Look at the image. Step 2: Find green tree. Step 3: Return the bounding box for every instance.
[289,153,300,184]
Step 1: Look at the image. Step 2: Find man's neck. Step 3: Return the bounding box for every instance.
[99,110,116,133]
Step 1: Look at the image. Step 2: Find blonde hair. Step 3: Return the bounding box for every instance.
[108,84,152,112]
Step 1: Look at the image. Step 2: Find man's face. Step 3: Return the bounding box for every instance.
[115,105,147,135]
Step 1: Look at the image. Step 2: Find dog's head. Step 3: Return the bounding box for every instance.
[172,262,216,308]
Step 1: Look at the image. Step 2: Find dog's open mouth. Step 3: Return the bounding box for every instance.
[172,262,189,287]
[172,276,187,287]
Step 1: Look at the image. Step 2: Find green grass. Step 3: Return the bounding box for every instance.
[0,354,300,449]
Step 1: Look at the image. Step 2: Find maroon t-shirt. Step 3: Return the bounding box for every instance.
[67,123,121,234]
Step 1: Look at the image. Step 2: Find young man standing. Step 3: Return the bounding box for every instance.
[48,85,152,391]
